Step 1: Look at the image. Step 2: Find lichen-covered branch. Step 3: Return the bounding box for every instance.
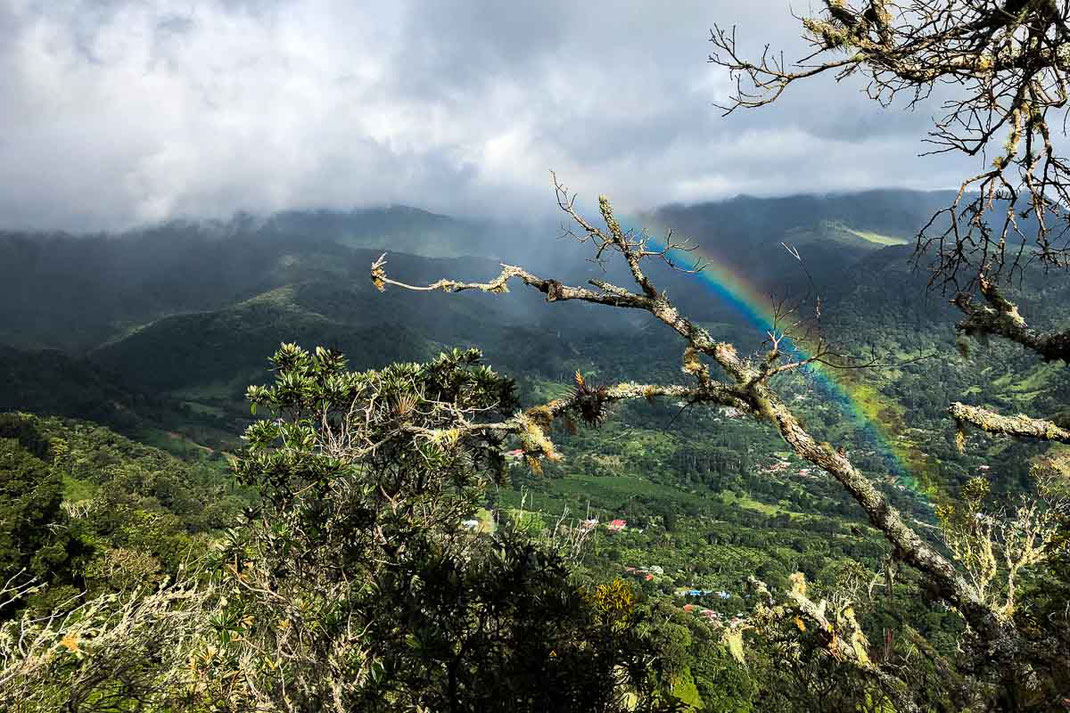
[936,475,1069,622]
[746,574,919,713]
[371,187,1008,646]
[408,379,750,472]
[371,253,650,309]
[954,278,1070,363]
[950,402,1070,443]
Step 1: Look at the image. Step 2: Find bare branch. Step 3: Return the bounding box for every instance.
[372,254,650,309]
[710,0,1070,286]
[372,187,1009,646]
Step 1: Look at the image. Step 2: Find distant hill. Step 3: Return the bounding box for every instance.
[88,285,438,393]
[0,188,969,354]
[652,189,957,240]
[0,346,155,429]
[260,206,504,258]
[641,190,956,294]
[643,189,1045,298]
[0,209,513,351]
[0,345,239,454]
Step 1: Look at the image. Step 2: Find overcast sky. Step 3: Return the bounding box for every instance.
[0,0,979,232]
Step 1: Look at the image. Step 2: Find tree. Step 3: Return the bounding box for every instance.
[0,437,82,598]
[207,344,682,712]
[710,0,1070,285]
[709,0,1070,442]
[709,0,1070,698]
[370,173,1068,709]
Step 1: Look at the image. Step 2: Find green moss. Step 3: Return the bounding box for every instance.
[672,666,703,708]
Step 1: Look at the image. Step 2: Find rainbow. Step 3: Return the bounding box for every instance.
[633,226,933,497]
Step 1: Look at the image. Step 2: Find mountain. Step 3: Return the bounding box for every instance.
[0,209,514,352]
[88,285,438,393]
[0,346,160,429]
[642,190,954,294]
[259,206,503,258]
[653,189,956,241]
[6,186,1061,463]
[644,189,1047,299]
[0,189,960,354]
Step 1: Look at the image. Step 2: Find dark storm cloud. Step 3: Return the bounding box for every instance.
[0,0,978,231]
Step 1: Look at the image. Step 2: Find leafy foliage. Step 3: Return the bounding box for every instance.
[208,344,683,711]
[0,437,79,587]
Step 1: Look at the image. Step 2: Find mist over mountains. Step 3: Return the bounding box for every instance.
[0,188,951,351]
[5,183,1060,492]
[4,182,1059,518]
[6,184,1057,461]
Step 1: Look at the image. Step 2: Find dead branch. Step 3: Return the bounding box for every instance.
[371,184,1010,649]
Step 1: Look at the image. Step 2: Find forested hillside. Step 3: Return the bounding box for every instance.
[2,187,1068,709]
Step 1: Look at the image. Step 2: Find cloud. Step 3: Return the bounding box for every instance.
[0,0,977,231]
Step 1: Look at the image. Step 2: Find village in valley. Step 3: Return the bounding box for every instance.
[471,442,860,630]
[465,386,950,645]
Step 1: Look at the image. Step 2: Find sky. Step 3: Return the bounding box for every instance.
[0,0,979,232]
